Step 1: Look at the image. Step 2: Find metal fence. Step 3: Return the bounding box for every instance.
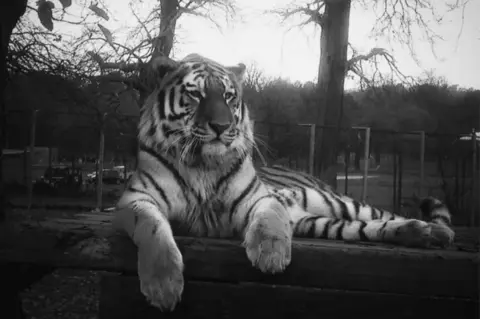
[253,121,479,226]
[4,110,479,226]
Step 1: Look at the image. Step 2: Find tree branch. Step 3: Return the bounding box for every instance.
[370,0,470,64]
[347,45,415,89]
[270,1,325,29]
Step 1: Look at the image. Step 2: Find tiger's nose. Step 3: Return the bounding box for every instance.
[208,122,231,135]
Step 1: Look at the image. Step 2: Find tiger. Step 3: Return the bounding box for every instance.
[113,53,455,312]
[257,165,453,234]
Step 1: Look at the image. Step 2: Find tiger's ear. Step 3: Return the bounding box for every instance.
[182,53,204,61]
[151,56,180,78]
[226,63,246,84]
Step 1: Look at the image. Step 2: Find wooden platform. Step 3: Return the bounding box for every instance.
[0,209,479,319]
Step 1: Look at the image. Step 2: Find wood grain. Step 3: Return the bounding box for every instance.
[1,225,477,299]
[99,275,479,319]
[1,220,478,318]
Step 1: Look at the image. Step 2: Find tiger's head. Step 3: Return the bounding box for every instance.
[139,54,254,169]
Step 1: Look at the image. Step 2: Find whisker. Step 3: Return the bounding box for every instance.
[253,137,274,157]
[188,138,201,163]
[164,134,186,155]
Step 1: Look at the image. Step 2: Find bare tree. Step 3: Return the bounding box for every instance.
[76,0,237,104]
[10,0,237,105]
[244,62,270,92]
[271,0,470,186]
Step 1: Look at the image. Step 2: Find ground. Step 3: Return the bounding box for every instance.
[6,207,112,319]
[21,269,103,319]
[6,183,123,210]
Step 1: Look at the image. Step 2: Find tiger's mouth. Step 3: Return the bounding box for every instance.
[193,128,236,146]
[174,129,246,168]
[200,137,234,155]
[205,136,233,146]
[196,132,240,157]
[177,135,231,158]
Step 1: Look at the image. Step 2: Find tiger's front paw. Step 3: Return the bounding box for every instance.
[137,239,184,312]
[243,211,292,274]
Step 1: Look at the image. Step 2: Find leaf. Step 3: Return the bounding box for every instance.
[36,0,55,31]
[89,4,109,21]
[87,51,104,65]
[58,0,72,9]
[98,24,114,47]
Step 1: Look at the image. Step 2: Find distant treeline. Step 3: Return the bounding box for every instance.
[4,71,478,164]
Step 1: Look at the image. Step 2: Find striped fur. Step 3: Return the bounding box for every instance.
[258,165,454,246]
[113,54,454,312]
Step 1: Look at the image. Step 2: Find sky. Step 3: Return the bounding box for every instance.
[29,0,480,90]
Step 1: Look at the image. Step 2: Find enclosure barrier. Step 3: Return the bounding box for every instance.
[5,109,479,226]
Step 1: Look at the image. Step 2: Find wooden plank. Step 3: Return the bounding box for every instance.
[1,221,478,300]
[75,213,114,220]
[99,275,478,319]
[108,235,479,299]
[42,218,109,225]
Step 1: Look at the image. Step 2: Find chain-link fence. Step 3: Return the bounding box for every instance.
[4,110,478,226]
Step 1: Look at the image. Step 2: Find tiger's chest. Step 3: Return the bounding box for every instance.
[170,161,252,238]
[172,197,237,238]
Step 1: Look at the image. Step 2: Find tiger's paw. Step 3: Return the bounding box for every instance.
[386,219,454,248]
[137,239,184,312]
[386,219,433,247]
[243,211,292,274]
[428,222,455,248]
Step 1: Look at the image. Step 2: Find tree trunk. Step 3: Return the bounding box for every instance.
[0,0,27,222]
[154,0,178,59]
[137,0,179,106]
[314,0,351,189]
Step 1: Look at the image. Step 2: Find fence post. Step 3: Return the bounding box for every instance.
[392,134,398,212]
[96,113,106,212]
[478,131,480,227]
[471,129,477,226]
[123,156,127,188]
[27,109,38,211]
[309,124,316,175]
[419,131,425,197]
[398,151,403,211]
[361,127,370,202]
[344,146,349,195]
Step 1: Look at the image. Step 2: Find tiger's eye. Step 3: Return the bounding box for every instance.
[224,92,235,100]
[187,91,203,100]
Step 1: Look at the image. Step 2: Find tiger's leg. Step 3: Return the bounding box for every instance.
[241,194,293,274]
[114,199,184,312]
[277,188,454,247]
[293,214,438,247]
[339,195,456,247]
